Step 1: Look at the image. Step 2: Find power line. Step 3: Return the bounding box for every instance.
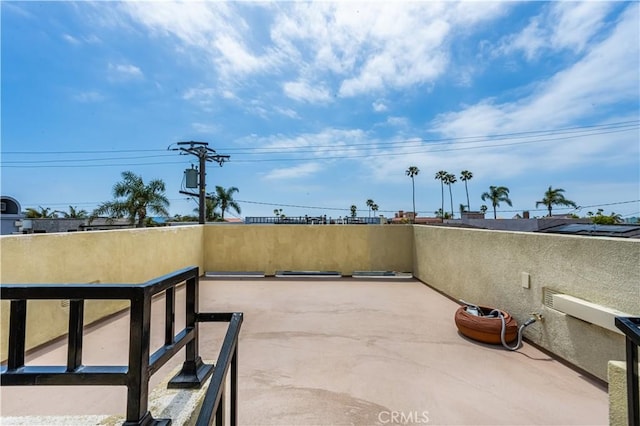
[1,154,175,164]
[2,148,164,155]
[1,161,186,168]
[235,199,354,212]
[2,125,637,168]
[3,119,637,159]
[228,126,637,162]
[4,120,637,155]
[218,120,640,153]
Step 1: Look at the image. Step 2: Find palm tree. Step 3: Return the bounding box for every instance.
[435,208,451,219]
[366,199,375,217]
[57,206,88,219]
[371,203,379,216]
[460,170,473,210]
[480,186,512,219]
[480,204,488,214]
[350,205,357,218]
[406,166,420,223]
[25,206,58,218]
[588,209,623,225]
[459,203,467,217]
[435,170,448,220]
[444,173,457,218]
[212,186,241,220]
[91,171,170,227]
[536,186,577,217]
[193,197,220,222]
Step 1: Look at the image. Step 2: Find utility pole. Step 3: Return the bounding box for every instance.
[171,141,229,224]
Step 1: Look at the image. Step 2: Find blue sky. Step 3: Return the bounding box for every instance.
[2,1,639,220]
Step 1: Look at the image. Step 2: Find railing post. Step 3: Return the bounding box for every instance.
[165,287,175,346]
[168,273,214,388]
[625,334,639,426]
[215,389,225,426]
[231,347,238,426]
[124,288,166,426]
[615,317,640,426]
[7,300,27,370]
[67,299,84,371]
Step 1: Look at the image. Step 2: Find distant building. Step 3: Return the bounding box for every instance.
[0,196,24,235]
[391,210,442,224]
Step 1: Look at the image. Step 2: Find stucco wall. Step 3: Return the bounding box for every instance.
[0,224,411,360]
[1,223,638,383]
[0,225,204,359]
[203,224,414,276]
[412,225,640,381]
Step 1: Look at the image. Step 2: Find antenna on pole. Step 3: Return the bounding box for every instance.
[171,141,230,224]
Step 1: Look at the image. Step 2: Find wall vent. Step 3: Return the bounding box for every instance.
[543,287,563,309]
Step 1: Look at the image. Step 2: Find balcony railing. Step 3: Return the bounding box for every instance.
[244,215,382,224]
[1,266,242,426]
[615,316,640,426]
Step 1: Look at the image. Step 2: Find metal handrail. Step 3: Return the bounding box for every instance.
[1,266,243,426]
[194,312,243,426]
[615,316,640,426]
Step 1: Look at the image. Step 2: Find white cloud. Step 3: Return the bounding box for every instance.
[107,2,511,100]
[250,128,369,163]
[213,34,265,76]
[434,4,639,136]
[62,34,80,44]
[62,33,101,45]
[274,107,299,119]
[283,80,331,103]
[426,5,639,180]
[495,2,614,60]
[119,2,280,81]
[270,2,508,98]
[264,162,323,180]
[182,87,217,109]
[221,90,237,100]
[191,122,217,134]
[363,6,639,186]
[119,2,229,47]
[386,117,409,128]
[372,100,387,113]
[548,2,614,52]
[108,63,143,80]
[73,91,105,103]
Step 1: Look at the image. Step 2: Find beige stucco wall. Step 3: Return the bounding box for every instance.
[608,360,640,426]
[412,225,640,382]
[202,224,414,276]
[0,225,204,359]
[0,224,411,360]
[1,223,638,384]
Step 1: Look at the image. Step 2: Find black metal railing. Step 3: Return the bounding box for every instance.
[244,215,383,225]
[195,312,242,426]
[615,316,640,426]
[1,266,242,426]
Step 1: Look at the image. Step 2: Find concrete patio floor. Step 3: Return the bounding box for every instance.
[1,277,608,425]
